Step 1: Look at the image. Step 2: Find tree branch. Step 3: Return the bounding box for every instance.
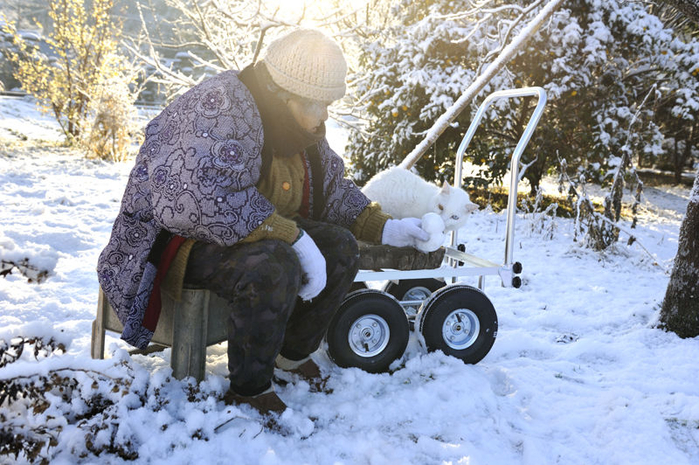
[399,0,566,170]
[657,0,699,26]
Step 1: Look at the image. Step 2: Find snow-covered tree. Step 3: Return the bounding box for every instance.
[651,0,699,183]
[346,0,699,194]
[345,0,537,185]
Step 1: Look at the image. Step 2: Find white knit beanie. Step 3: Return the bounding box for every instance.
[261,28,347,102]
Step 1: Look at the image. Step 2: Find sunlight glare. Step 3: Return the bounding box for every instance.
[264,0,370,22]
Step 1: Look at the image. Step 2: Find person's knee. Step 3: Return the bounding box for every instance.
[252,241,302,294]
[325,227,360,276]
[193,240,301,302]
[341,228,360,265]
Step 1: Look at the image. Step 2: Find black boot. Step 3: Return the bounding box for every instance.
[223,385,287,415]
[275,354,329,392]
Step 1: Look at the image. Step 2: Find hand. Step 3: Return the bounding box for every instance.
[291,230,327,301]
[381,218,430,248]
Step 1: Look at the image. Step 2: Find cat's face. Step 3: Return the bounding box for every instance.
[436,183,479,231]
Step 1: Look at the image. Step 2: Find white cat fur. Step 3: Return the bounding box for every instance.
[361,167,478,231]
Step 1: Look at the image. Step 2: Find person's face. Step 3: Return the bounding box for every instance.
[286,97,332,134]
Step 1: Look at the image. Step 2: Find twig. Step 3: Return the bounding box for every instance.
[0,367,125,383]
[556,152,663,268]
[587,208,665,270]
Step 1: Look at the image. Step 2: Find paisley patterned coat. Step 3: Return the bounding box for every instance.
[97,70,370,349]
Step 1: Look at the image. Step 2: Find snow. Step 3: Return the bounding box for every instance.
[2,96,699,464]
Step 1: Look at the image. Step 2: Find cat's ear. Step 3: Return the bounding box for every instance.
[465,201,479,213]
[440,182,451,194]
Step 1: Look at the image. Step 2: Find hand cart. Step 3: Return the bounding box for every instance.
[325,87,548,372]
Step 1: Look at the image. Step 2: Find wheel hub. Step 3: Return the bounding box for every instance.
[403,286,432,302]
[401,286,433,315]
[442,308,480,350]
[348,314,390,358]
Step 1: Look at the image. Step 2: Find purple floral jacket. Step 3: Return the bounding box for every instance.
[97,70,370,349]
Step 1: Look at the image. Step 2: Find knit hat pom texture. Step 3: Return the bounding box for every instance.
[262,28,347,103]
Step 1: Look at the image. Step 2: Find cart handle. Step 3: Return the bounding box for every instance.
[452,87,547,266]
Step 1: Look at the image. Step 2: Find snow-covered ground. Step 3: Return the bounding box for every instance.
[1,96,699,464]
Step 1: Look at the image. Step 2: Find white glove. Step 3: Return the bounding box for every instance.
[381,218,430,248]
[291,230,327,301]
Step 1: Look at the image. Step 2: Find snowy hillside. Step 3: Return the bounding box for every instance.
[1,96,699,464]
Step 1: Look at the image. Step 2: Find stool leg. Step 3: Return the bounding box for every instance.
[91,288,109,359]
[171,290,210,381]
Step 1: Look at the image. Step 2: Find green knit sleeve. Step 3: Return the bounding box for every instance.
[350,202,392,244]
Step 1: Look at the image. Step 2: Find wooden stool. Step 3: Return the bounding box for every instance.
[91,287,230,381]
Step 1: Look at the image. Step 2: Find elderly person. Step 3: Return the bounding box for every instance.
[97,28,428,417]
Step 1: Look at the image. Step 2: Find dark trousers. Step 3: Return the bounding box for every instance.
[183,218,360,395]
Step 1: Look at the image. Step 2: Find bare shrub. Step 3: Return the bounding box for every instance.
[83,67,142,162]
[2,0,138,156]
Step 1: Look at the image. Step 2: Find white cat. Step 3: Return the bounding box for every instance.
[361,166,479,231]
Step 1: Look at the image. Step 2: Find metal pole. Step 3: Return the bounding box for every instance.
[452,87,547,267]
[503,88,547,265]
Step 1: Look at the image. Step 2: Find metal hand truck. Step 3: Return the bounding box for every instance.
[325,87,548,372]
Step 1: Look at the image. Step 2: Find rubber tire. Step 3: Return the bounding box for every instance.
[384,278,445,303]
[326,289,410,373]
[417,285,497,364]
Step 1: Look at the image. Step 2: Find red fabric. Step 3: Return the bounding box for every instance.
[142,235,187,332]
[299,157,311,218]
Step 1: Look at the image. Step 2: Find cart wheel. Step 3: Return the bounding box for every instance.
[384,278,445,304]
[326,289,410,373]
[417,285,497,364]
